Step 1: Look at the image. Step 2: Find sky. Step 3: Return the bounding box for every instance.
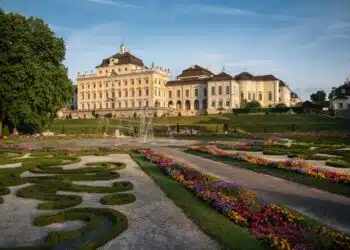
[1,0,350,100]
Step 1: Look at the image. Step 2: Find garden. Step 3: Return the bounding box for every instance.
[138,148,350,250]
[0,148,135,249]
[186,144,350,197]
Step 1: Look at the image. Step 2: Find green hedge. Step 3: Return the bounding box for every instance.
[100,193,136,205]
[232,107,304,114]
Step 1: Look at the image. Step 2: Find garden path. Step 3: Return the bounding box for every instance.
[152,147,350,233]
[0,154,219,250]
[70,154,220,250]
[226,150,350,175]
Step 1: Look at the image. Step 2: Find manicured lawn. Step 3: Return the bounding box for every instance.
[130,152,268,250]
[50,113,350,134]
[186,149,350,198]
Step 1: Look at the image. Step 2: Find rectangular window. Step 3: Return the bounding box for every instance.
[195,89,198,97]
[248,93,251,100]
[259,93,262,100]
[219,100,223,107]
[211,87,215,95]
[204,88,207,97]
[253,93,256,100]
[226,86,230,95]
[268,92,273,101]
[105,82,108,88]
[219,86,222,95]
[339,103,343,109]
[226,100,230,106]
[186,89,189,97]
[241,92,244,99]
[169,91,172,98]
[177,90,181,98]
[211,101,216,107]
[131,79,134,85]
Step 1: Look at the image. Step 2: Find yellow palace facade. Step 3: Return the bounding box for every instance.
[68,43,299,118]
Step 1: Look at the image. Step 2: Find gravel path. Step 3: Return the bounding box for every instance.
[0,154,219,250]
[74,154,219,250]
[153,147,350,233]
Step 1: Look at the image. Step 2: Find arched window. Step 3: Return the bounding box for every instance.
[176,100,182,109]
[168,101,173,108]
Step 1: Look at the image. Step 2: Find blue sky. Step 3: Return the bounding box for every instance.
[1,0,350,100]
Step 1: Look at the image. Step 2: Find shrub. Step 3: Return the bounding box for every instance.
[326,159,350,168]
[243,101,261,108]
[178,112,182,117]
[276,103,287,108]
[100,193,136,205]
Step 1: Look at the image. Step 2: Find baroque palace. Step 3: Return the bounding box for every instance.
[67,43,301,118]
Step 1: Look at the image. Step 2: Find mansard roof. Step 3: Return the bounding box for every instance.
[96,51,144,68]
[210,72,234,81]
[177,65,214,79]
[234,72,279,81]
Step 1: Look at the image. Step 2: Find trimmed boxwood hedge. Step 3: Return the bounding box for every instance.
[0,208,128,250]
[326,158,350,168]
[100,193,136,205]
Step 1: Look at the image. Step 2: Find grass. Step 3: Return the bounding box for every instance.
[186,149,350,198]
[100,193,136,205]
[50,113,350,134]
[0,153,133,249]
[326,158,350,168]
[0,207,128,250]
[130,152,267,250]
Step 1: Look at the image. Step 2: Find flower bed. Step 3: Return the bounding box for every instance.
[190,145,350,185]
[139,148,350,250]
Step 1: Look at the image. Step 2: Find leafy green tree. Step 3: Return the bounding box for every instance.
[0,9,73,136]
[243,101,261,108]
[310,90,326,102]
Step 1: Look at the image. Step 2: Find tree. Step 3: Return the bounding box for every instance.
[0,9,73,136]
[243,101,261,108]
[310,90,326,102]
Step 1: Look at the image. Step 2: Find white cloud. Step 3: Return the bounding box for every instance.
[176,4,255,16]
[86,0,139,8]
